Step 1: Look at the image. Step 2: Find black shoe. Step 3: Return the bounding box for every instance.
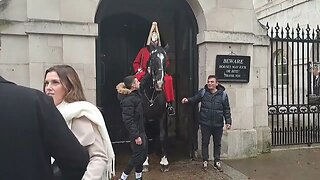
[214,161,223,172]
[167,104,175,116]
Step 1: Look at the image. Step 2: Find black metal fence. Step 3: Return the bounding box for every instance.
[267,23,320,146]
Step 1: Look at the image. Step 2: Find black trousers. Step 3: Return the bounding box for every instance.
[201,125,223,163]
[124,134,148,175]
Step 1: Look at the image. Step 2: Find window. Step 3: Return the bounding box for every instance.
[275,50,288,85]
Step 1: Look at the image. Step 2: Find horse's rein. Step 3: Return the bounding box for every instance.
[144,89,158,107]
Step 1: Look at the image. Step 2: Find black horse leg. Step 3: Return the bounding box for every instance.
[142,119,158,172]
[159,112,168,156]
[159,112,169,172]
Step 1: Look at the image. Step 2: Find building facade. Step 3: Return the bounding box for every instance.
[254,0,320,146]
[254,0,319,28]
[0,0,271,159]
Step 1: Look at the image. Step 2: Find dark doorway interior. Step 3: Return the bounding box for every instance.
[95,0,198,161]
[98,14,150,143]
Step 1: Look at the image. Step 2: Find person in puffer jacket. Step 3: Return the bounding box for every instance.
[116,74,151,180]
[181,75,232,172]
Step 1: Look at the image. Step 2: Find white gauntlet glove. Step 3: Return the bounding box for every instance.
[137,68,142,73]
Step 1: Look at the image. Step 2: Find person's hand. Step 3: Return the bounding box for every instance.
[136,68,143,75]
[225,124,231,130]
[181,98,188,104]
[135,137,142,145]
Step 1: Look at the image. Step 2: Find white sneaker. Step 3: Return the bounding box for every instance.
[214,161,223,172]
[203,161,208,169]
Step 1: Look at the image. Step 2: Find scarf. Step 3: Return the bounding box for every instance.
[57,101,115,179]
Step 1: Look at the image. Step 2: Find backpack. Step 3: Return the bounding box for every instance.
[200,88,227,102]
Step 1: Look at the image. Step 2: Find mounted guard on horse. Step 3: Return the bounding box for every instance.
[131,22,174,172]
[133,22,175,116]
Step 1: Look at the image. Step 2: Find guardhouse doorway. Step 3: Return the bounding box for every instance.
[95,0,198,160]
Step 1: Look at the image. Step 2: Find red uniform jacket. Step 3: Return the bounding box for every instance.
[133,47,174,102]
[133,47,170,73]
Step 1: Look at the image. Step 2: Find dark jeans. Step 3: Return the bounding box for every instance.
[201,125,223,163]
[124,134,148,175]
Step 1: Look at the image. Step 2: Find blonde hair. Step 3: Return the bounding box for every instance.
[43,65,86,103]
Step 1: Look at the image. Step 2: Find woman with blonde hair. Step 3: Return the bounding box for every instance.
[44,64,115,180]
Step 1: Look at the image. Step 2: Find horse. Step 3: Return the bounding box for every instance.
[140,44,170,172]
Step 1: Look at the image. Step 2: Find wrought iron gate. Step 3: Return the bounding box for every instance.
[267,23,320,146]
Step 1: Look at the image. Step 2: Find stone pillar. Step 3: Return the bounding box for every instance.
[190,0,271,159]
[0,0,99,104]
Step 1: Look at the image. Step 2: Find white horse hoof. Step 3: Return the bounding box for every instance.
[142,165,149,172]
[160,164,169,172]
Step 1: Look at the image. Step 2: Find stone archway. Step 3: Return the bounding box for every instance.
[0,0,271,160]
[94,0,200,159]
[92,0,272,161]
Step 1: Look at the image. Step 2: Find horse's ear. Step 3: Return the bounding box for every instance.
[164,43,169,52]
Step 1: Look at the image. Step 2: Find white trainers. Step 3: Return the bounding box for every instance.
[203,161,208,169]
[214,161,223,172]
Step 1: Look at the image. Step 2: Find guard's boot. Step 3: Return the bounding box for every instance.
[167,103,175,116]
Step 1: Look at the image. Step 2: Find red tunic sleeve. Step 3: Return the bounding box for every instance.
[133,47,150,73]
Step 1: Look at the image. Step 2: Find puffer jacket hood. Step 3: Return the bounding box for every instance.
[116,82,132,94]
[116,82,134,101]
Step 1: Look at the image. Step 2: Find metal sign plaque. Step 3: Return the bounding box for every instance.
[215,55,251,83]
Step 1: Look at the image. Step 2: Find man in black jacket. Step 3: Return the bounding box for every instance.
[181,75,232,172]
[116,75,148,180]
[0,76,89,180]
[313,65,320,95]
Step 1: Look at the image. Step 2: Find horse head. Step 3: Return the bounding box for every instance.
[148,44,169,91]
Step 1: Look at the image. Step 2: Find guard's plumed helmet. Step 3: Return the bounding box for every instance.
[146,22,161,46]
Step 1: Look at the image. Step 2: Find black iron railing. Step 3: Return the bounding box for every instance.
[267,23,320,146]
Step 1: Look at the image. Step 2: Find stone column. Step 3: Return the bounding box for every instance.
[190,0,271,159]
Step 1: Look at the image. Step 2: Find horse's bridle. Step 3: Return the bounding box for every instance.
[149,49,167,90]
[144,48,167,106]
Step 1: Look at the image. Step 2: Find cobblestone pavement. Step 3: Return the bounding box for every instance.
[114,145,320,180]
[115,154,231,180]
[224,147,320,180]
[143,160,230,180]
